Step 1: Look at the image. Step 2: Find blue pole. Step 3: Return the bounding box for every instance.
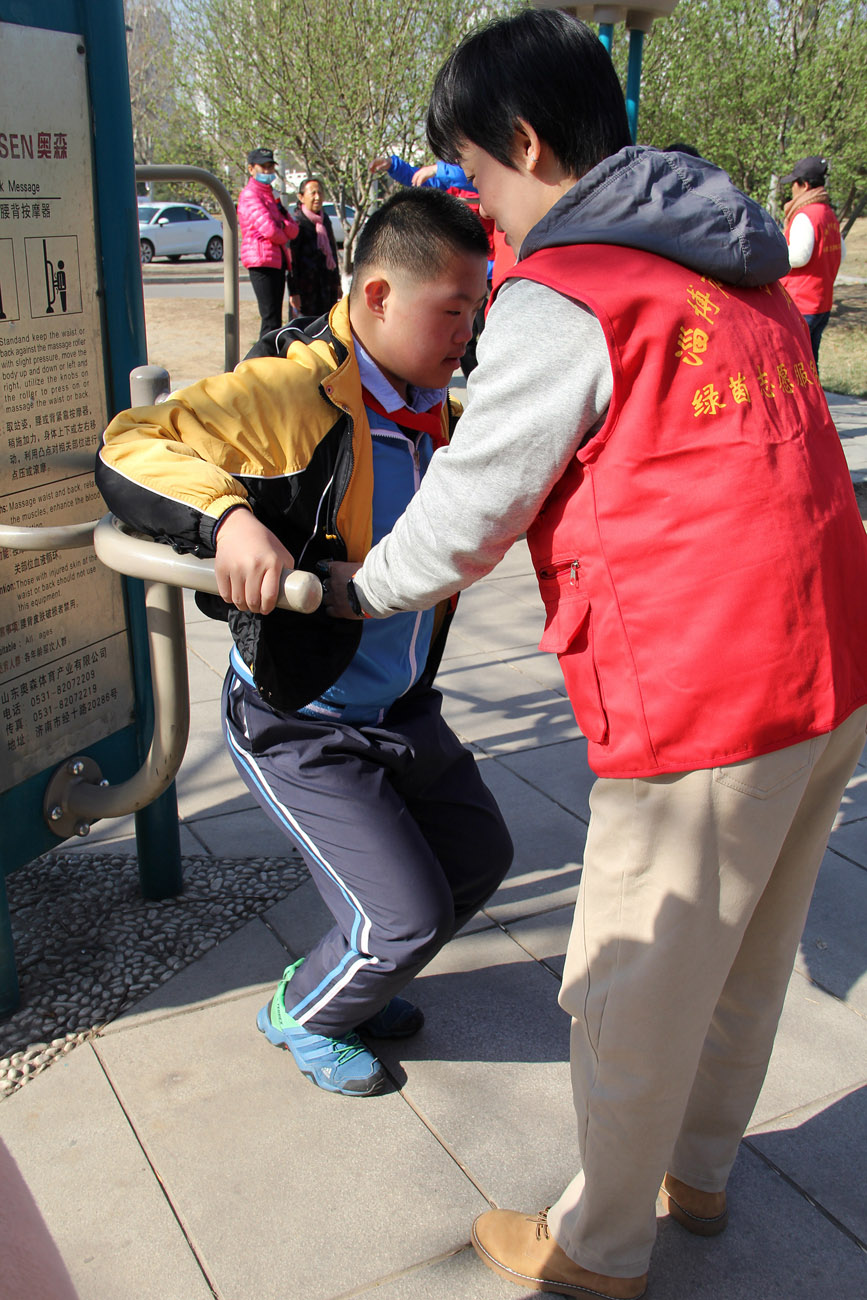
[78,0,184,898]
[626,27,644,142]
[598,22,614,53]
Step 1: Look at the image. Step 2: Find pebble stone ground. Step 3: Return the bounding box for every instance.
[1,296,866,1299]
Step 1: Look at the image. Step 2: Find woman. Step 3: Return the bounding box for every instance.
[288,177,341,318]
[325,10,867,1298]
[237,147,298,337]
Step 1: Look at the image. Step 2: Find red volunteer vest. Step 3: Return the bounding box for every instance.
[507,245,867,778]
[781,203,842,314]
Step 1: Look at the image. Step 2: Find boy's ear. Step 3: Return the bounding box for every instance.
[360,275,392,320]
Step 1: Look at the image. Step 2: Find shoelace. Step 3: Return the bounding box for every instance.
[531,1208,552,1241]
[334,1032,367,1065]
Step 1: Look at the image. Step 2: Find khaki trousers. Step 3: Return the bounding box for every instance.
[546,706,867,1277]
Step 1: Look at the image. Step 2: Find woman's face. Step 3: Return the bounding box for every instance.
[457,135,575,254]
[302,181,323,213]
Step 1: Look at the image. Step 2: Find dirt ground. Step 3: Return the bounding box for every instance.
[142,296,263,391]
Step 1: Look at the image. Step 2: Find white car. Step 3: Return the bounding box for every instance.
[321,202,355,248]
[138,202,223,263]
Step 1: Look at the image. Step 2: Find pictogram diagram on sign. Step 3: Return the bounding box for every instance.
[24,235,82,318]
[0,238,20,321]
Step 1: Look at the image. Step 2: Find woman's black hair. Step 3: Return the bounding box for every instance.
[427,9,631,177]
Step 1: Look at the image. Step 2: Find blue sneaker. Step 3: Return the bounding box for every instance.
[257,960,385,1096]
[359,996,424,1038]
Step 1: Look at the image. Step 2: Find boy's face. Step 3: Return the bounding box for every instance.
[359,250,488,397]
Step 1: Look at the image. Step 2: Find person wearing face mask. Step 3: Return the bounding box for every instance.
[238,147,299,337]
[288,177,342,319]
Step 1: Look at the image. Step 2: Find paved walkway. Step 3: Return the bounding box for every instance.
[1,395,866,1299]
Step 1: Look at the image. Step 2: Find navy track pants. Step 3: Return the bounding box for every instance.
[223,672,513,1036]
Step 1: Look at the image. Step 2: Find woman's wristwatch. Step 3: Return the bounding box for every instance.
[346,576,372,619]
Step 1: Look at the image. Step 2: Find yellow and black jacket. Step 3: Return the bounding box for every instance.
[96,298,459,712]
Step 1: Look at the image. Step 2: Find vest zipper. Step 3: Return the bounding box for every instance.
[539,558,581,585]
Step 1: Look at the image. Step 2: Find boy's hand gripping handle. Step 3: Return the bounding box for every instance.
[93,515,323,613]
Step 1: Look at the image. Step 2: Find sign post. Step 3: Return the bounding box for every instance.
[0,0,182,1013]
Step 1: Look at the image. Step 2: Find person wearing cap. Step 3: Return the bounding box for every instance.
[780,154,844,362]
[238,147,299,337]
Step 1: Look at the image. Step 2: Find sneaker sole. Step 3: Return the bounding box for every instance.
[256,1005,386,1097]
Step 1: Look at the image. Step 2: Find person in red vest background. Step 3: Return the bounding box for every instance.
[780,154,844,362]
[323,11,867,1299]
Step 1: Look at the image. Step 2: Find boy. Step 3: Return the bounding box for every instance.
[96,188,511,1098]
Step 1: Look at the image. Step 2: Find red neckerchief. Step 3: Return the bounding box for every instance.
[361,386,446,449]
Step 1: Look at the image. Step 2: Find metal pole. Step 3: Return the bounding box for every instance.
[598,22,614,52]
[625,27,644,142]
[135,164,240,372]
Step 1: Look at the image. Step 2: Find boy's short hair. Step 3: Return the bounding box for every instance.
[427,9,631,179]
[351,187,489,290]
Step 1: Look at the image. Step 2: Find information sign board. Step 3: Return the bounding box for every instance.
[0,22,135,795]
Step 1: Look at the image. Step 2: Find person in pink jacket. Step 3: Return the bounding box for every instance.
[237,147,299,337]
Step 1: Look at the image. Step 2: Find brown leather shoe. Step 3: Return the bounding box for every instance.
[471,1207,648,1298]
[660,1174,728,1237]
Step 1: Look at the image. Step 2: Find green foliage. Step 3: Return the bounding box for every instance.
[126,0,225,208]
[632,0,867,229]
[167,0,520,267]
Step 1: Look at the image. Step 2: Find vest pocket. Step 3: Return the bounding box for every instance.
[537,582,608,743]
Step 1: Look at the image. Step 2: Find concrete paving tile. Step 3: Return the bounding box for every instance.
[504,905,574,976]
[0,1044,212,1300]
[185,645,226,704]
[483,537,534,580]
[483,571,545,607]
[449,582,544,654]
[828,816,867,868]
[349,1244,526,1299]
[750,966,867,1128]
[376,925,579,1213]
[747,1084,867,1248]
[440,623,484,662]
[100,914,291,1036]
[497,739,595,824]
[182,587,211,625]
[184,804,296,858]
[494,644,570,697]
[438,653,581,755]
[264,875,333,957]
[650,1143,867,1299]
[94,988,489,1300]
[795,849,867,1012]
[474,758,584,922]
[185,617,233,679]
[173,697,254,819]
[833,763,867,824]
